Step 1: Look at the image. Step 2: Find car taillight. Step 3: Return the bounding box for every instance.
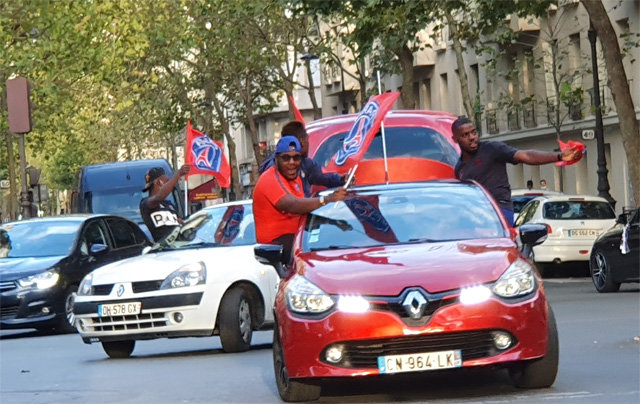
[543,223,553,234]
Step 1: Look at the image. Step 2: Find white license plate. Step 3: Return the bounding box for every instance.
[568,229,598,237]
[378,350,462,374]
[98,302,141,317]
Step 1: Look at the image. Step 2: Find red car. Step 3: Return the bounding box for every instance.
[306,110,460,186]
[255,181,558,402]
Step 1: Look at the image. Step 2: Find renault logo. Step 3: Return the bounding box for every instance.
[402,290,428,319]
[116,284,125,297]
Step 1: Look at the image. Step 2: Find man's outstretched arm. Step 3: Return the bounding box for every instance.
[514,147,581,165]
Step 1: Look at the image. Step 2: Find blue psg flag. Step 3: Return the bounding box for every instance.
[186,121,231,188]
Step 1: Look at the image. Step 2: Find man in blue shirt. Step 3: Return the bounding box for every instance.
[452,116,581,226]
[259,121,346,196]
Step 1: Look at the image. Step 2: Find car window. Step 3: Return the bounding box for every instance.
[106,218,142,248]
[0,220,81,258]
[80,221,108,255]
[88,187,178,223]
[513,195,537,214]
[542,201,615,220]
[312,127,459,169]
[515,200,539,226]
[302,184,505,252]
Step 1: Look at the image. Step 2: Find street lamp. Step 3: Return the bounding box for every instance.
[587,23,616,209]
[300,53,321,120]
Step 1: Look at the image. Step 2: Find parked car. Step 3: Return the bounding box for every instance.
[70,159,183,240]
[73,200,279,358]
[514,195,616,274]
[590,207,639,292]
[0,215,149,333]
[511,189,563,221]
[255,180,556,402]
[306,110,460,188]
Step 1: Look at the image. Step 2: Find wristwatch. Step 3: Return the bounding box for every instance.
[319,196,326,206]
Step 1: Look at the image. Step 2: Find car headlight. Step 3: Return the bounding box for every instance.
[78,273,93,296]
[17,269,60,290]
[160,262,206,289]
[286,275,334,314]
[492,258,536,298]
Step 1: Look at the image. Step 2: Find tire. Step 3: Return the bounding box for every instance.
[273,326,321,402]
[509,305,559,388]
[590,249,621,293]
[102,340,135,358]
[218,288,253,353]
[51,285,78,334]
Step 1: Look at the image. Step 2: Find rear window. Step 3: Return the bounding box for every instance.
[513,195,538,213]
[542,201,615,220]
[312,127,459,169]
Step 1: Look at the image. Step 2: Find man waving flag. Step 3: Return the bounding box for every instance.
[185,121,231,188]
[325,91,400,175]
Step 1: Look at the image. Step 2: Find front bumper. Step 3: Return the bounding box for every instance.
[0,285,65,329]
[276,289,549,379]
[73,292,210,343]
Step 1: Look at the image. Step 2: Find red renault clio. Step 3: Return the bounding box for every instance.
[255,180,557,402]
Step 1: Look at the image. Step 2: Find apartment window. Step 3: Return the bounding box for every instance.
[420,78,432,110]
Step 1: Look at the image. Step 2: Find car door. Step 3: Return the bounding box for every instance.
[618,210,640,279]
[75,218,114,282]
[104,217,149,261]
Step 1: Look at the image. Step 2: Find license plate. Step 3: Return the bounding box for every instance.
[98,302,141,317]
[378,350,462,374]
[568,229,598,237]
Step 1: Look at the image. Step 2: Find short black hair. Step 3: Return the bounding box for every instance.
[451,116,474,134]
[281,121,307,140]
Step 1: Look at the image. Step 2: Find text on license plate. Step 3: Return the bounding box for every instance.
[98,302,141,317]
[378,350,462,374]
[568,229,598,237]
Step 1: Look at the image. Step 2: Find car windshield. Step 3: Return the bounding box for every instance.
[152,204,255,251]
[542,201,615,220]
[312,127,459,169]
[302,183,506,252]
[88,188,178,223]
[0,221,81,258]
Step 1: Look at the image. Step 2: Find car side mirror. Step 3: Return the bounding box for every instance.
[519,223,548,246]
[89,243,109,256]
[616,213,628,225]
[254,244,287,278]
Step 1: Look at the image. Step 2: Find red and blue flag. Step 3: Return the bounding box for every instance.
[326,91,400,175]
[186,121,231,188]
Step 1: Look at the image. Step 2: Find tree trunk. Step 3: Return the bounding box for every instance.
[396,44,416,109]
[212,98,243,200]
[446,12,474,122]
[581,0,640,204]
[304,59,321,120]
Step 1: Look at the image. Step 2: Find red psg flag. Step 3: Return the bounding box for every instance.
[288,94,306,125]
[344,195,398,244]
[185,121,231,188]
[326,91,400,175]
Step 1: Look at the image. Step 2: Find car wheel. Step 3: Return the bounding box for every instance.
[590,249,621,293]
[509,305,559,388]
[101,340,135,358]
[52,284,78,334]
[273,325,321,402]
[218,288,253,353]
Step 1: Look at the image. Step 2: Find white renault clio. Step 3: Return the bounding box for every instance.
[515,195,616,273]
[73,200,279,358]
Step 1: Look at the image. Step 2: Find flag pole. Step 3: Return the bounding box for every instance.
[377,71,390,184]
[184,177,189,217]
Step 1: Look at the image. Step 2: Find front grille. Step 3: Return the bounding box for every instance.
[85,312,168,332]
[326,330,511,368]
[371,297,457,326]
[0,281,17,293]
[132,280,162,293]
[92,284,113,295]
[0,304,19,319]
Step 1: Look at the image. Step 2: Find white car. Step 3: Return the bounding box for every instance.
[511,189,563,222]
[73,200,279,358]
[514,195,616,273]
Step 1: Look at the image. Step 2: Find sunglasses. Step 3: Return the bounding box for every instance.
[278,154,302,162]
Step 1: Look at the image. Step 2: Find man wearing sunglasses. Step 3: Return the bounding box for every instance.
[253,136,347,264]
[259,120,347,196]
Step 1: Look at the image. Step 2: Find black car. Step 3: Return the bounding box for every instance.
[590,208,639,292]
[0,215,150,332]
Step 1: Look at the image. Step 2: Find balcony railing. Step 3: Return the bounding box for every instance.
[507,109,521,131]
[485,109,498,134]
[523,103,536,128]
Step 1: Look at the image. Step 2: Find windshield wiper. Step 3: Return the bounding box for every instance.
[309,245,349,251]
[175,242,219,250]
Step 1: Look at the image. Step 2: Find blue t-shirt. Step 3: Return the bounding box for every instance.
[454,141,518,210]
